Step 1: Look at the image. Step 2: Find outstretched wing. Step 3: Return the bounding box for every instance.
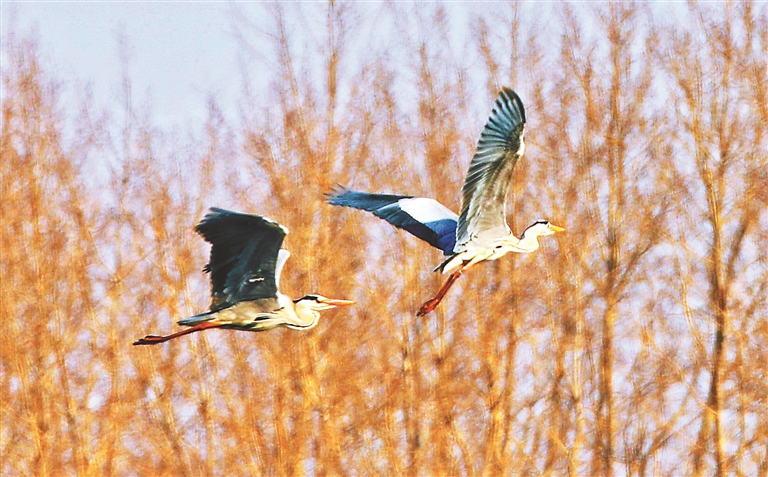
[455,88,526,249]
[195,208,288,311]
[327,187,458,254]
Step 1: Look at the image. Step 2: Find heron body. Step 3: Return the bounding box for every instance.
[133,208,354,345]
[437,220,562,274]
[177,291,343,332]
[327,87,563,315]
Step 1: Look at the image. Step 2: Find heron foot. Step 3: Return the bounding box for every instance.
[417,298,440,316]
[133,335,167,346]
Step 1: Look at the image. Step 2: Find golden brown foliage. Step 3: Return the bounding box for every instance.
[2,2,767,476]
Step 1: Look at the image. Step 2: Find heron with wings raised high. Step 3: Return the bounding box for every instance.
[327,88,563,316]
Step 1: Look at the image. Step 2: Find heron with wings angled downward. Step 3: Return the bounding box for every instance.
[134,208,354,345]
[327,87,563,316]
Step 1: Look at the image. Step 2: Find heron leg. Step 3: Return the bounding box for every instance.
[133,321,223,346]
[417,270,463,316]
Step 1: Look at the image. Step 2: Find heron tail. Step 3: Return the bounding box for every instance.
[178,311,216,327]
[435,254,458,273]
[435,256,450,273]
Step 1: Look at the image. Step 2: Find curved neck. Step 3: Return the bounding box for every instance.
[285,305,321,330]
[505,233,540,253]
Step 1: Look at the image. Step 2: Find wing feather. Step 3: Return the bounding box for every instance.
[195,208,288,310]
[455,88,526,249]
[327,187,458,254]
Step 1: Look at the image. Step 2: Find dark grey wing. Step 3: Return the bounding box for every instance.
[455,87,526,248]
[195,208,288,310]
[326,187,459,254]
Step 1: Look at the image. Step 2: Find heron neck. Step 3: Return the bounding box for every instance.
[507,233,540,253]
[288,304,321,330]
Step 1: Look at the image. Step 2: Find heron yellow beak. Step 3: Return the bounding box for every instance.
[549,224,565,233]
[319,298,356,307]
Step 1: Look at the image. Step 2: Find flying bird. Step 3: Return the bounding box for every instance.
[133,208,354,345]
[327,87,563,316]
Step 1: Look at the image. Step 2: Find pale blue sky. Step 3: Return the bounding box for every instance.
[2,3,242,126]
[1,2,542,129]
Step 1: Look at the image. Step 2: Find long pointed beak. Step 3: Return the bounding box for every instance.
[318,298,356,307]
[549,224,565,233]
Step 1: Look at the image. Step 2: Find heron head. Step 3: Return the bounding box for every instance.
[521,220,565,239]
[294,295,356,312]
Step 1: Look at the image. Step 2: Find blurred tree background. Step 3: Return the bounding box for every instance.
[1,2,766,476]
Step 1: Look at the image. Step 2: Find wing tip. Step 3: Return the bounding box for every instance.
[497,87,526,124]
[325,184,352,204]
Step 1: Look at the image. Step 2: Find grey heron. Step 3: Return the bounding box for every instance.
[133,208,354,345]
[327,87,563,316]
